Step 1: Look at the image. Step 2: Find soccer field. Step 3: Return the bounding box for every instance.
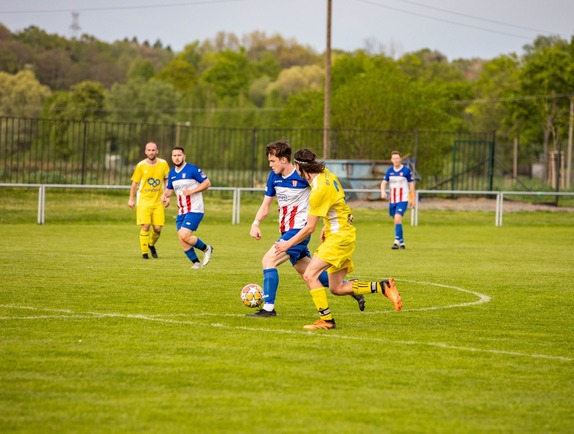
[1,204,573,433]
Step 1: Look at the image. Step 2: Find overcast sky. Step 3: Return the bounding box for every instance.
[1,0,573,60]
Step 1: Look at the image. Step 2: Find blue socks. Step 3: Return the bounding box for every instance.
[184,248,199,262]
[395,223,404,243]
[319,270,329,288]
[263,268,279,305]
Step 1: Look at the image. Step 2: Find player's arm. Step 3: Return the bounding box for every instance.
[128,181,139,209]
[275,214,319,254]
[250,196,273,240]
[161,178,170,208]
[408,181,416,208]
[184,178,211,196]
[161,186,174,205]
[380,179,388,200]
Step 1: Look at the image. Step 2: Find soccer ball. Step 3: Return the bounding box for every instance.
[241,284,264,308]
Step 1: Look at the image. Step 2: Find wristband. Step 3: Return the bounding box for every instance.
[252,220,260,226]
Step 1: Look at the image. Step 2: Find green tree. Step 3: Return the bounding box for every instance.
[0,69,51,117]
[47,81,106,120]
[107,77,181,124]
[155,58,197,94]
[201,49,252,99]
[506,37,574,178]
[465,55,519,134]
[267,64,324,100]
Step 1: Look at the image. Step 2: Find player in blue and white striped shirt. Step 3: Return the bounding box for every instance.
[162,147,213,269]
[381,151,416,249]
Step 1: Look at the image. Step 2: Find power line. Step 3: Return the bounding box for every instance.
[392,0,563,36]
[355,0,569,41]
[0,0,246,14]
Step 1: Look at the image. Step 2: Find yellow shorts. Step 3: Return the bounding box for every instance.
[136,202,165,226]
[314,232,356,274]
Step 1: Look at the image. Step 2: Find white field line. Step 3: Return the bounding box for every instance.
[0,293,571,363]
[397,279,492,312]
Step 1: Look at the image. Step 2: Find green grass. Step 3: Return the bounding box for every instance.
[0,193,573,433]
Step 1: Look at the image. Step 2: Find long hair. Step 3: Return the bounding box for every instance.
[293,148,325,178]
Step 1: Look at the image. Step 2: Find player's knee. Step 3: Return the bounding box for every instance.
[302,271,313,285]
[329,284,346,295]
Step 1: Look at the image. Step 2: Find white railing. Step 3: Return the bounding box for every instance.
[2,184,573,226]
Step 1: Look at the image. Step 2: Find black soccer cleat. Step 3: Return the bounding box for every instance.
[392,242,400,250]
[399,243,406,250]
[246,309,277,317]
[142,253,150,259]
[352,294,366,311]
[149,245,158,258]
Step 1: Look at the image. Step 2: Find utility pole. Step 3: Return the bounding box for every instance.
[323,0,332,159]
[567,96,573,189]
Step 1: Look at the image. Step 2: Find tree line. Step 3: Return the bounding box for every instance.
[0,24,573,182]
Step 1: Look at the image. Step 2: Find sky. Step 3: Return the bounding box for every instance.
[1,0,573,60]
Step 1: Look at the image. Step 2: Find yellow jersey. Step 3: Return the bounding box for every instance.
[308,168,355,240]
[131,158,170,207]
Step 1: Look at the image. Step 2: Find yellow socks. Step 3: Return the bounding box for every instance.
[139,229,150,254]
[310,287,333,321]
[150,229,160,247]
[352,280,381,295]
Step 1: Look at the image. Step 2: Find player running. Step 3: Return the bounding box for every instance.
[275,148,402,330]
[161,146,213,269]
[247,141,364,317]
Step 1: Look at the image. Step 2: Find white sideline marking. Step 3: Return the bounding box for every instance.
[0,303,571,362]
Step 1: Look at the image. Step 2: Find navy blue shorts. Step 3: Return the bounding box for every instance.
[176,212,204,231]
[389,201,408,217]
[278,229,311,266]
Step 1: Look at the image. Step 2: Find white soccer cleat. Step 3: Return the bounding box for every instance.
[202,245,213,266]
[191,262,203,270]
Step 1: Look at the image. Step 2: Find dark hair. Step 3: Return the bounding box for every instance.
[266,141,291,160]
[293,148,325,176]
[171,146,185,154]
[391,150,402,157]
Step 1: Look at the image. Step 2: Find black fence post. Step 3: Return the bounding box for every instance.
[81,120,88,185]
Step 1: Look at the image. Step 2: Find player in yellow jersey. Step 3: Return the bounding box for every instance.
[128,142,170,259]
[275,148,402,330]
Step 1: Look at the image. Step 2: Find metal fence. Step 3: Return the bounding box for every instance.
[4,183,573,226]
[0,116,495,190]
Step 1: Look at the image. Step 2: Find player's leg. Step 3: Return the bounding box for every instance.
[247,246,290,317]
[389,203,400,249]
[137,205,152,259]
[394,201,408,249]
[301,256,336,330]
[149,204,165,258]
[347,279,402,311]
[294,256,365,311]
[177,213,213,268]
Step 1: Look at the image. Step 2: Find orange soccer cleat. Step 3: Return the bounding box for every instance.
[303,319,336,330]
[381,278,402,311]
